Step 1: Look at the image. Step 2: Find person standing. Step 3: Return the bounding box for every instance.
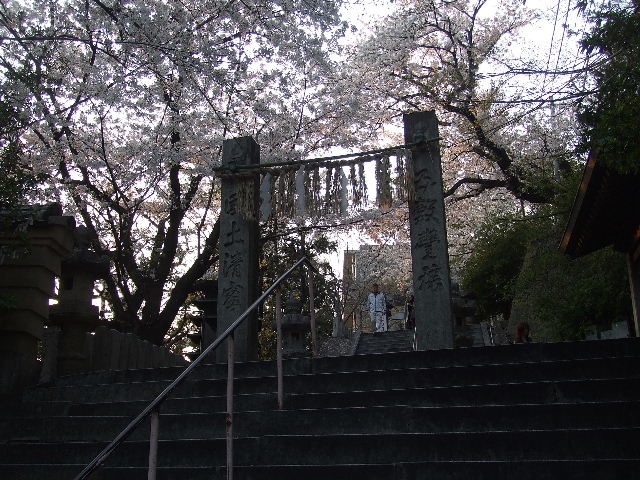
[514,322,532,344]
[405,294,415,330]
[368,283,387,332]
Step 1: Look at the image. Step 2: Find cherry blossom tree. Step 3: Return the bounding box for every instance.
[345,0,582,205]
[0,0,354,343]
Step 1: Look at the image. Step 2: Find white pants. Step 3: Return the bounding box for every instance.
[371,312,387,332]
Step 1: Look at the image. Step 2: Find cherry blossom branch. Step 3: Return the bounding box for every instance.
[444,176,507,198]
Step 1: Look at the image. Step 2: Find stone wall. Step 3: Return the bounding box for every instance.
[40,325,186,382]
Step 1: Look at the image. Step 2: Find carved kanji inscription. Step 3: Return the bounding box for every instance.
[417,263,445,292]
[223,251,243,278]
[222,282,242,310]
[415,228,440,260]
[223,220,244,246]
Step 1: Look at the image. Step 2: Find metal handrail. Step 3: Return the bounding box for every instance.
[73,255,313,480]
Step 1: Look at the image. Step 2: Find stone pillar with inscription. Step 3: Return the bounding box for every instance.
[404,111,454,350]
[216,137,260,362]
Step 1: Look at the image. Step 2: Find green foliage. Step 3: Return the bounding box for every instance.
[164,307,200,359]
[0,88,45,229]
[257,231,340,360]
[461,168,632,341]
[1,72,39,205]
[460,214,529,322]
[258,321,277,361]
[0,142,41,211]
[514,241,631,341]
[578,0,640,173]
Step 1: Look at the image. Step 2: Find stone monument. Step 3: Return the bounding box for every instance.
[404,111,454,350]
[216,137,260,362]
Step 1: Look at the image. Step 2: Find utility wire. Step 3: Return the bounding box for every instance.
[554,0,573,73]
[544,0,563,87]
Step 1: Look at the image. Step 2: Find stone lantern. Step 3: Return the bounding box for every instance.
[451,281,476,327]
[274,296,311,358]
[49,226,109,375]
[451,281,477,348]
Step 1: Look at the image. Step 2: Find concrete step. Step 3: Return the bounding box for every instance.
[2,400,640,443]
[50,357,311,387]
[1,428,639,467]
[355,331,414,354]
[44,337,640,388]
[2,460,639,480]
[5,374,640,429]
[3,340,640,480]
[22,355,640,403]
[13,375,632,418]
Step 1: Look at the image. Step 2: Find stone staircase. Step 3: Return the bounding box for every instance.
[354,330,415,354]
[1,338,640,479]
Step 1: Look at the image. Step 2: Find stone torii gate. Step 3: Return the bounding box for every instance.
[216,110,453,360]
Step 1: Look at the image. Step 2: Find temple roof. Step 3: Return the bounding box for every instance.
[561,151,640,258]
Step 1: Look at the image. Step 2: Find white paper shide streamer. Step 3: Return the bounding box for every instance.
[255,148,412,222]
[340,168,348,215]
[260,172,272,221]
[295,165,305,218]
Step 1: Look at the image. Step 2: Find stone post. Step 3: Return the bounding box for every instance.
[0,204,75,392]
[49,226,108,376]
[217,137,260,362]
[404,111,454,350]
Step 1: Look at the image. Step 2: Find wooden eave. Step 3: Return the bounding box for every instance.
[561,150,640,258]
